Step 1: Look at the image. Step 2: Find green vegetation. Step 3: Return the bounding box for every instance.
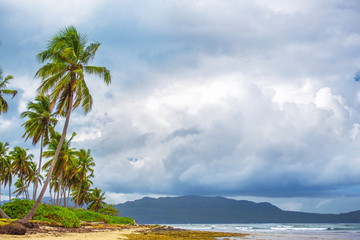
[1,199,134,228]
[73,208,133,225]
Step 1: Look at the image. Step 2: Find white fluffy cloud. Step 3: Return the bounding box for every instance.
[1,0,360,213]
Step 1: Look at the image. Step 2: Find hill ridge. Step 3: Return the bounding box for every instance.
[115,195,360,224]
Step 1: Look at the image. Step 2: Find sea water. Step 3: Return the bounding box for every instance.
[166,223,360,239]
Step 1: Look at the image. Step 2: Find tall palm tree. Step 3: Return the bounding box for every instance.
[20,26,111,223]
[9,146,34,195]
[70,174,93,208]
[43,132,77,207]
[21,95,57,200]
[0,68,17,115]
[87,187,106,212]
[0,67,15,219]
[3,156,14,201]
[0,141,10,204]
[73,149,95,207]
[26,162,40,200]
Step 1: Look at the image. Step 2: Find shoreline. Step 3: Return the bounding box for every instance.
[1,223,248,240]
[2,223,359,240]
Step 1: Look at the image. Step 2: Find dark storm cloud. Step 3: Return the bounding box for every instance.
[1,0,360,213]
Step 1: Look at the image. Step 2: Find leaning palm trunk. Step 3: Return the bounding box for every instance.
[0,207,10,219]
[18,93,73,223]
[33,134,44,200]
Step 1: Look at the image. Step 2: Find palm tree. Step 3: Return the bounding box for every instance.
[0,67,15,219]
[0,141,10,204]
[71,175,93,208]
[3,156,14,201]
[26,162,41,200]
[43,132,77,207]
[21,95,57,200]
[87,187,106,212]
[99,204,119,216]
[20,26,111,223]
[73,149,95,207]
[9,146,34,197]
[0,68,17,115]
[13,178,28,199]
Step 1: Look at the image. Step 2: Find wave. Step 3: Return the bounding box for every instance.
[167,223,360,233]
[270,225,328,231]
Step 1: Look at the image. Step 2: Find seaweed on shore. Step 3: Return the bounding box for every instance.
[0,219,39,235]
[126,226,248,240]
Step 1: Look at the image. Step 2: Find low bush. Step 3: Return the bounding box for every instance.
[2,199,80,228]
[1,199,33,219]
[73,208,134,224]
[36,204,81,228]
[1,199,134,228]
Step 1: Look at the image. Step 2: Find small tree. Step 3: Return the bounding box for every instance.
[87,188,106,212]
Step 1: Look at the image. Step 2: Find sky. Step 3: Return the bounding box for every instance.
[1,0,360,214]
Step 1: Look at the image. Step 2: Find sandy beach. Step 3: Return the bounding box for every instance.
[3,226,359,240]
[1,229,142,240]
[0,224,248,240]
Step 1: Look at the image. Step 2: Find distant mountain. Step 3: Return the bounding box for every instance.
[115,195,360,224]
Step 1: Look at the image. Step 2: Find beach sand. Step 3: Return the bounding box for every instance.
[1,229,141,240]
[3,227,355,240]
[0,225,250,240]
[0,225,248,240]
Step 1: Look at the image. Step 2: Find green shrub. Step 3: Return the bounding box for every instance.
[73,208,104,222]
[2,199,80,228]
[103,215,134,224]
[1,199,133,227]
[1,199,33,219]
[35,204,81,228]
[73,208,134,224]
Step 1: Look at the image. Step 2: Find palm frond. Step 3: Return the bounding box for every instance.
[80,42,100,63]
[84,66,111,85]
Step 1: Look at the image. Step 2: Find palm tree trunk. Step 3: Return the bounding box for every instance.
[63,185,66,208]
[9,184,11,201]
[0,207,10,219]
[26,185,29,200]
[19,91,74,223]
[67,187,71,207]
[57,174,62,206]
[49,188,52,205]
[33,134,44,200]
[76,178,83,208]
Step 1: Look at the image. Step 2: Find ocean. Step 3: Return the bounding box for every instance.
[166,223,360,239]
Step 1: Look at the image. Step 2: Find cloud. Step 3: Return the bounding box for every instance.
[83,70,360,198]
[1,0,360,213]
